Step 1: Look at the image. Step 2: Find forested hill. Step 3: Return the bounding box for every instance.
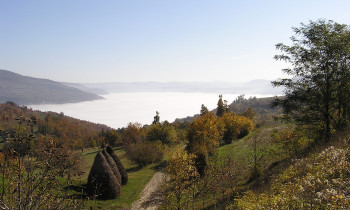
[175,96,282,125]
[0,102,110,149]
[0,70,103,105]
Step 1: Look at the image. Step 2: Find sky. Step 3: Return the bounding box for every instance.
[1,0,350,83]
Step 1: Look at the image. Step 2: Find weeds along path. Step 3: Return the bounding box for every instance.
[131,145,184,209]
[130,171,166,210]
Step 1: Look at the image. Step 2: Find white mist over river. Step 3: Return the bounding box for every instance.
[29,92,274,129]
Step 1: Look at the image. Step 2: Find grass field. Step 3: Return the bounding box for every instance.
[215,124,290,182]
[79,147,158,209]
[188,124,292,208]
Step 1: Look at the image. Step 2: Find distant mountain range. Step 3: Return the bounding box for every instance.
[68,80,283,95]
[0,69,283,105]
[0,70,103,105]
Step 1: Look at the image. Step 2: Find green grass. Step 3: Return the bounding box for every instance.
[216,124,291,174]
[182,124,292,209]
[80,147,158,209]
[217,124,290,163]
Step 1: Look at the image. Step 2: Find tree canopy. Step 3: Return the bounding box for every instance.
[272,19,350,140]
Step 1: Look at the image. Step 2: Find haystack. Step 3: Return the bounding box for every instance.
[86,152,121,199]
[102,150,122,185]
[106,145,128,185]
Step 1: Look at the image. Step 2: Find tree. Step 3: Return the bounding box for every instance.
[152,111,160,124]
[200,104,209,116]
[216,95,225,117]
[220,112,254,144]
[187,113,223,175]
[241,107,256,120]
[272,20,350,141]
[104,130,122,147]
[146,122,177,144]
[122,123,145,146]
[187,113,223,156]
[210,151,243,202]
[164,150,199,210]
[0,118,84,209]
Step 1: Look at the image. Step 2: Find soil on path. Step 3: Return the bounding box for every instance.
[130,171,166,210]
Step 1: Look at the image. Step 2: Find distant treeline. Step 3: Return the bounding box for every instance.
[175,95,282,126]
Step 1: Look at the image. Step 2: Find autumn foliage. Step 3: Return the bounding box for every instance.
[236,146,350,209]
[186,110,254,175]
[165,150,200,209]
[187,113,223,156]
[0,102,110,150]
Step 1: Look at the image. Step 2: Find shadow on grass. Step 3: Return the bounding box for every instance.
[152,160,167,171]
[63,184,89,201]
[65,184,86,192]
[202,194,237,210]
[65,184,121,202]
[112,146,124,151]
[83,150,99,156]
[125,160,168,173]
[126,166,141,173]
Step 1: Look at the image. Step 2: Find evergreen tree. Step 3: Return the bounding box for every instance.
[216,95,225,117]
[152,111,160,124]
[200,104,209,116]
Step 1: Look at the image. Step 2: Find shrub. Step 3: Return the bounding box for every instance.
[271,126,313,156]
[125,141,163,167]
[146,123,177,144]
[236,146,350,209]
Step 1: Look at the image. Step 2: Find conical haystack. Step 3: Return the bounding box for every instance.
[106,145,128,185]
[86,152,121,199]
[102,150,122,185]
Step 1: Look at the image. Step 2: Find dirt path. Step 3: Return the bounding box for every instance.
[130,171,166,210]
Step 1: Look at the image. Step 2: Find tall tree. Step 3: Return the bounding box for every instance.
[152,111,160,124]
[216,95,225,117]
[187,113,223,156]
[165,149,199,210]
[272,20,350,140]
[200,104,209,116]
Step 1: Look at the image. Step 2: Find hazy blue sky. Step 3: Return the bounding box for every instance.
[1,0,350,83]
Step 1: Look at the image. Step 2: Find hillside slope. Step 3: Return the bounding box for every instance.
[0,70,103,105]
[0,101,110,148]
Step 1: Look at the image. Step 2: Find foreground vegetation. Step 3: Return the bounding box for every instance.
[236,142,350,209]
